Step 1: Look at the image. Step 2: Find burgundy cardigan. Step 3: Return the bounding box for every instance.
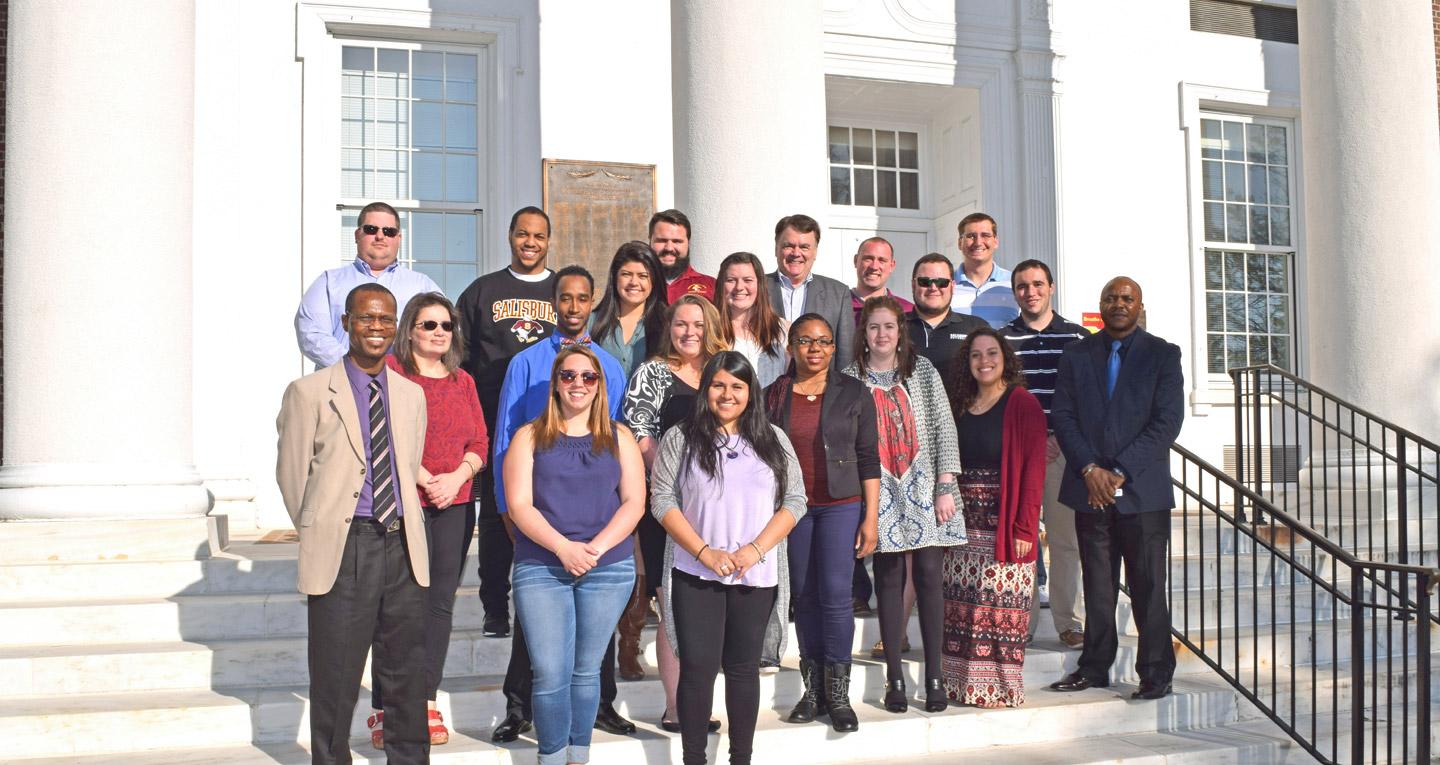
[990,386,1049,564]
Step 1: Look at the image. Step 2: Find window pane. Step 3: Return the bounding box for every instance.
[828,127,849,163]
[1267,125,1288,165]
[414,52,444,100]
[342,97,368,145]
[1267,166,1289,205]
[375,111,407,149]
[413,102,442,148]
[446,53,478,102]
[1270,206,1291,246]
[1247,294,1268,332]
[376,49,408,98]
[1224,162,1246,202]
[1225,293,1246,332]
[1224,251,1244,290]
[1206,293,1224,331]
[1247,165,1268,204]
[1204,202,1226,241]
[1267,254,1289,293]
[1222,122,1244,161]
[1227,335,1248,369]
[1249,205,1270,245]
[339,211,359,259]
[445,104,477,150]
[1201,119,1223,159]
[1270,335,1291,370]
[1268,294,1289,334]
[1226,204,1247,242]
[1204,251,1223,290]
[876,170,897,207]
[854,168,875,206]
[375,150,407,199]
[341,148,368,197]
[1246,124,1267,164]
[1249,335,1270,366]
[876,131,897,168]
[830,167,851,204]
[853,130,873,166]
[413,260,446,289]
[414,152,443,200]
[899,171,920,209]
[444,264,475,297]
[445,154,477,202]
[446,214,477,263]
[410,212,443,261]
[342,46,374,72]
[1208,335,1226,373]
[1202,160,1223,201]
[1246,253,1267,291]
[898,132,919,169]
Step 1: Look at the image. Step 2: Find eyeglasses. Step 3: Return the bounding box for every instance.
[361,224,401,238]
[915,276,952,289]
[794,336,835,348]
[415,320,454,332]
[557,370,601,386]
[351,314,397,327]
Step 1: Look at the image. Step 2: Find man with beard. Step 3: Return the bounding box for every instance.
[650,209,715,303]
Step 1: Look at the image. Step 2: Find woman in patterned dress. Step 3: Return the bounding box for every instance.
[842,295,963,713]
[941,327,1047,708]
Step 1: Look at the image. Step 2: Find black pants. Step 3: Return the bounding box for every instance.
[1075,507,1175,685]
[852,555,873,605]
[671,569,776,765]
[308,521,428,765]
[371,501,475,709]
[503,588,621,719]
[476,469,514,617]
[873,547,944,684]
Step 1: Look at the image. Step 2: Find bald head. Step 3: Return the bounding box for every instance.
[1099,276,1143,338]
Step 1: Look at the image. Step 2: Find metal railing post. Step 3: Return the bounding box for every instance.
[1417,574,1432,763]
[1351,566,1366,764]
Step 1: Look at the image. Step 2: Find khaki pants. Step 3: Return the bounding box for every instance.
[1032,450,1085,635]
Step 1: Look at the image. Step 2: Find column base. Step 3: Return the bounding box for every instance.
[0,463,213,521]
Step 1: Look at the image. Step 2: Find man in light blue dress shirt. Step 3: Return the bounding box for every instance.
[295,201,442,368]
[950,211,1020,329]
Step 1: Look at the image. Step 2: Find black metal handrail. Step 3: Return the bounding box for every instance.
[1170,443,1436,763]
[1230,364,1438,625]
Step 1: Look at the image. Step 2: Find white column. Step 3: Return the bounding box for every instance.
[1014,0,1064,287]
[0,0,209,519]
[1298,0,1440,436]
[671,0,830,273]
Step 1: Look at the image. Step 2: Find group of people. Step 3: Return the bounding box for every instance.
[277,201,1185,765]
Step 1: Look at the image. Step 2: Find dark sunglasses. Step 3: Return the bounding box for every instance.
[557,369,601,386]
[916,276,952,289]
[414,320,454,332]
[361,224,401,238]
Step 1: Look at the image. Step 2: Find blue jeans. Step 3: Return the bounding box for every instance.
[788,501,863,663]
[513,557,635,765]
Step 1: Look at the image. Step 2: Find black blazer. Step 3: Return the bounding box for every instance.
[1050,328,1184,514]
[764,373,880,501]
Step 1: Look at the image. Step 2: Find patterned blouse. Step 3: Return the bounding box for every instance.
[622,358,694,440]
[843,355,964,552]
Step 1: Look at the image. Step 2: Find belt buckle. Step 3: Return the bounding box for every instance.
[385,517,401,533]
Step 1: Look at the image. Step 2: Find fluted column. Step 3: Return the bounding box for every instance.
[0,0,209,519]
[1298,0,1440,436]
[670,0,830,272]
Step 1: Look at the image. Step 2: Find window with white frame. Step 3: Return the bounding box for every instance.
[828,126,920,210]
[1199,113,1296,374]
[338,43,485,297]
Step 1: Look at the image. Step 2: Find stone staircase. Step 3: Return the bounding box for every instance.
[1,512,1429,764]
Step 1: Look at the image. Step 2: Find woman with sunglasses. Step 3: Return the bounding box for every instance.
[651,351,807,765]
[368,292,487,747]
[590,241,668,381]
[844,295,964,714]
[505,346,646,765]
[717,252,788,388]
[762,314,880,732]
[621,293,728,731]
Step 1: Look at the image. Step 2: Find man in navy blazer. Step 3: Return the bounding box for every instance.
[1047,276,1183,700]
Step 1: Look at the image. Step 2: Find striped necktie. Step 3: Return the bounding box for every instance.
[367,379,397,528]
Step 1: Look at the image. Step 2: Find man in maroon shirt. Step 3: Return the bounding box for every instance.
[650,209,715,303]
[849,236,914,322]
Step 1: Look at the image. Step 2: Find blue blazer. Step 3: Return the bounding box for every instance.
[1050,328,1184,514]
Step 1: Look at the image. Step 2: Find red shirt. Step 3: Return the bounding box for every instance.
[385,356,489,507]
[851,289,914,323]
[666,266,716,303]
[786,391,859,506]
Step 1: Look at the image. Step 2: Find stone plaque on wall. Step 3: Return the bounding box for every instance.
[542,160,656,281]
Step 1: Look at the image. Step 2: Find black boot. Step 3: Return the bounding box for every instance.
[924,677,948,712]
[883,678,907,713]
[826,662,859,732]
[786,657,827,723]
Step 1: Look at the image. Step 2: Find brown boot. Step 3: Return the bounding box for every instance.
[617,572,647,680]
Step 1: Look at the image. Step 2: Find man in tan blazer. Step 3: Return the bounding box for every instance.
[277,283,430,764]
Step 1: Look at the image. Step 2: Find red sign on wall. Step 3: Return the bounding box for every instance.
[1081,312,1103,333]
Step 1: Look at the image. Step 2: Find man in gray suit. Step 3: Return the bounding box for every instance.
[766,214,855,367]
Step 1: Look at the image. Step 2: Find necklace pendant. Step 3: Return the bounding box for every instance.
[805,394,817,402]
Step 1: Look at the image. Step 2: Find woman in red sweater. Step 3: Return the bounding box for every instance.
[940,326,1047,708]
[367,291,488,747]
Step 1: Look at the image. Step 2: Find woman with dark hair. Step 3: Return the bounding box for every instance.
[763,313,880,732]
[843,295,963,714]
[369,292,488,747]
[716,251,788,387]
[620,293,728,729]
[651,351,807,765]
[505,345,646,765]
[590,240,668,380]
[941,327,1047,708]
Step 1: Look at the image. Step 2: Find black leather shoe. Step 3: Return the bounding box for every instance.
[491,713,532,742]
[1049,672,1109,692]
[787,657,827,723]
[826,662,859,732]
[883,678,908,713]
[482,613,510,638]
[924,678,947,712]
[593,702,636,735]
[660,712,721,733]
[1132,680,1173,700]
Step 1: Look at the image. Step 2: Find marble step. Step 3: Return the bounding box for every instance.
[0,517,225,564]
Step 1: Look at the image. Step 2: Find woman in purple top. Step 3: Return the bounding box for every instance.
[504,346,646,765]
[650,351,808,765]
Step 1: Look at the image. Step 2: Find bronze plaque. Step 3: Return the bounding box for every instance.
[542,159,657,282]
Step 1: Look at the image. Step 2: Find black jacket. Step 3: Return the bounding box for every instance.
[763,373,881,501]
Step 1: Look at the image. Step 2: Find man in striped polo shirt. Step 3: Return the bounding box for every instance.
[1000,258,1089,649]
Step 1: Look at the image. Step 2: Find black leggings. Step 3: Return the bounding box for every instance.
[671,569,777,765]
[873,547,944,685]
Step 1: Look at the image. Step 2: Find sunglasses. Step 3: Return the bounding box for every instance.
[361,224,401,238]
[916,276,952,289]
[414,320,454,332]
[558,369,601,386]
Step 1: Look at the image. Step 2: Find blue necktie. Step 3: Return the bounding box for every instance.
[1106,340,1122,399]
